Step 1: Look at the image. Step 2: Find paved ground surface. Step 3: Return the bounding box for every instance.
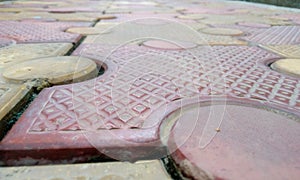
[0,0,299,179]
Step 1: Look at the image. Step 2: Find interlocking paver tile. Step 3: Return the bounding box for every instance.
[142,40,198,50]
[271,59,300,78]
[3,56,98,84]
[168,102,300,180]
[15,12,101,22]
[197,33,247,45]
[79,19,204,44]
[66,27,112,35]
[0,160,171,180]
[101,13,177,23]
[199,14,291,26]
[1,44,299,165]
[94,22,119,28]
[241,26,300,45]
[45,7,100,13]
[176,14,206,20]
[0,0,299,178]
[260,45,300,58]
[0,21,93,43]
[237,22,271,28]
[12,1,67,6]
[200,27,244,36]
[0,43,73,69]
[0,83,32,138]
[0,8,38,13]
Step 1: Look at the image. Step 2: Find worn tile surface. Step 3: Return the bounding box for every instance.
[261,45,300,58]
[0,43,73,69]
[3,56,98,84]
[200,27,244,36]
[271,59,300,78]
[0,84,31,138]
[0,160,171,180]
[169,102,300,180]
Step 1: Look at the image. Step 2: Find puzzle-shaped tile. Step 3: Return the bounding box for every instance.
[17,12,115,22]
[0,160,171,179]
[0,21,90,43]
[0,83,32,139]
[197,33,247,45]
[3,56,98,84]
[1,44,299,165]
[271,59,300,78]
[200,27,244,36]
[241,26,300,45]
[66,27,112,35]
[0,43,73,69]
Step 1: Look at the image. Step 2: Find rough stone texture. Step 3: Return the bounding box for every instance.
[3,56,98,84]
[0,160,171,180]
[169,103,300,180]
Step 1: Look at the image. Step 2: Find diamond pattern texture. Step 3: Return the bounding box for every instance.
[0,21,92,43]
[24,44,299,132]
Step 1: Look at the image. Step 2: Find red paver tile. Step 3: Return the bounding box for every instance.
[0,21,92,43]
[169,101,300,180]
[1,44,299,165]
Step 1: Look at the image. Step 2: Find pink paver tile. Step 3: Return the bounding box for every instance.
[169,101,300,180]
[1,44,299,165]
[0,21,92,43]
